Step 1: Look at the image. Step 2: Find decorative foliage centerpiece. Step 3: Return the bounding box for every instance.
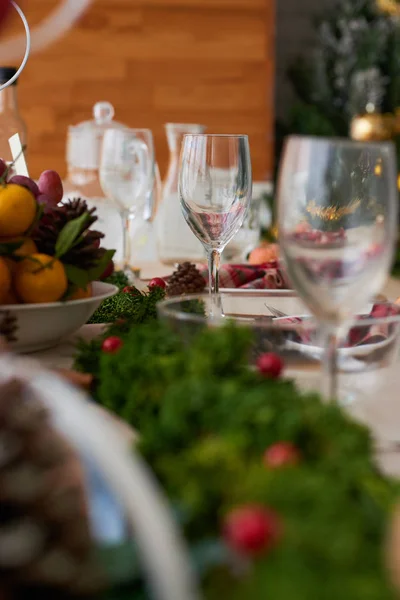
[73,281,400,600]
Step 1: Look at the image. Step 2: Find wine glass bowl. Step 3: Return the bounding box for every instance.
[100,128,154,278]
[277,136,398,399]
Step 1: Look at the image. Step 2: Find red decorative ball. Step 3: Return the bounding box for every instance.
[102,336,123,354]
[256,353,283,378]
[264,442,300,468]
[148,277,166,290]
[223,505,280,555]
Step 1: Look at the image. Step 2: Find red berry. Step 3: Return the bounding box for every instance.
[223,505,280,555]
[102,336,123,354]
[264,442,300,468]
[256,353,283,378]
[123,286,140,296]
[148,277,166,290]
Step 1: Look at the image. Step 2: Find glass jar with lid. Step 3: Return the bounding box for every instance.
[63,102,125,260]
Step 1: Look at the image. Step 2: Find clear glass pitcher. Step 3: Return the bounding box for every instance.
[156,123,206,265]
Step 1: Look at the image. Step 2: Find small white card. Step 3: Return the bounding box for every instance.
[9,133,29,176]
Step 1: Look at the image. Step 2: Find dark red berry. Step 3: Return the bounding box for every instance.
[102,336,123,354]
[123,286,140,296]
[256,353,283,378]
[264,442,300,468]
[148,277,166,290]
[223,505,280,555]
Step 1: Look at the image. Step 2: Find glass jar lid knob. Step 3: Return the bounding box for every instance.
[93,101,115,125]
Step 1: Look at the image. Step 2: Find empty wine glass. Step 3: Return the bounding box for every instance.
[100,128,154,278]
[179,134,252,312]
[277,136,398,401]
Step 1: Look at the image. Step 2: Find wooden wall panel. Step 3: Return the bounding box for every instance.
[7,0,274,180]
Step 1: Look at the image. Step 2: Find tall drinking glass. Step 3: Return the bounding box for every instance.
[277,136,398,401]
[179,134,252,312]
[100,128,154,278]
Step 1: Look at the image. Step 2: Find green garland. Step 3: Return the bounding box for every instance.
[75,289,400,599]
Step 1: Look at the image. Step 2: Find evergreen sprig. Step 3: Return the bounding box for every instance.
[74,313,400,600]
[88,284,166,325]
[75,285,167,386]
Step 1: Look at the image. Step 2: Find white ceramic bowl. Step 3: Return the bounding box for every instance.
[3,281,118,353]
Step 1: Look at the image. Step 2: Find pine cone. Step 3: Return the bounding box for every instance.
[0,312,17,343]
[167,262,206,297]
[33,199,105,270]
[0,378,103,598]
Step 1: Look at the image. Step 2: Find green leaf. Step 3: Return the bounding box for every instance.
[64,264,90,289]
[86,249,115,282]
[64,249,115,290]
[55,212,91,258]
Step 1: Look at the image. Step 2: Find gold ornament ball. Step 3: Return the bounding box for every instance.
[350,114,394,142]
[377,0,400,16]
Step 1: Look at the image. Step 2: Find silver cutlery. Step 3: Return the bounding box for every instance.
[264,304,288,319]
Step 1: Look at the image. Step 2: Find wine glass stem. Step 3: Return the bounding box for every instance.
[208,249,222,316]
[121,211,132,273]
[208,249,221,294]
[321,327,339,402]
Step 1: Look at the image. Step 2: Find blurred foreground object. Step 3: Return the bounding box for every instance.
[0,1,93,61]
[0,353,198,600]
[0,378,101,597]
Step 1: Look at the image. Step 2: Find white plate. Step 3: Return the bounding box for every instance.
[3,281,118,353]
[221,287,294,296]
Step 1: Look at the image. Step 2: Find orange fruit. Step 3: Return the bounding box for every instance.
[0,256,11,303]
[1,238,38,275]
[69,284,92,300]
[3,256,16,275]
[0,184,37,236]
[248,243,279,266]
[14,253,68,304]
